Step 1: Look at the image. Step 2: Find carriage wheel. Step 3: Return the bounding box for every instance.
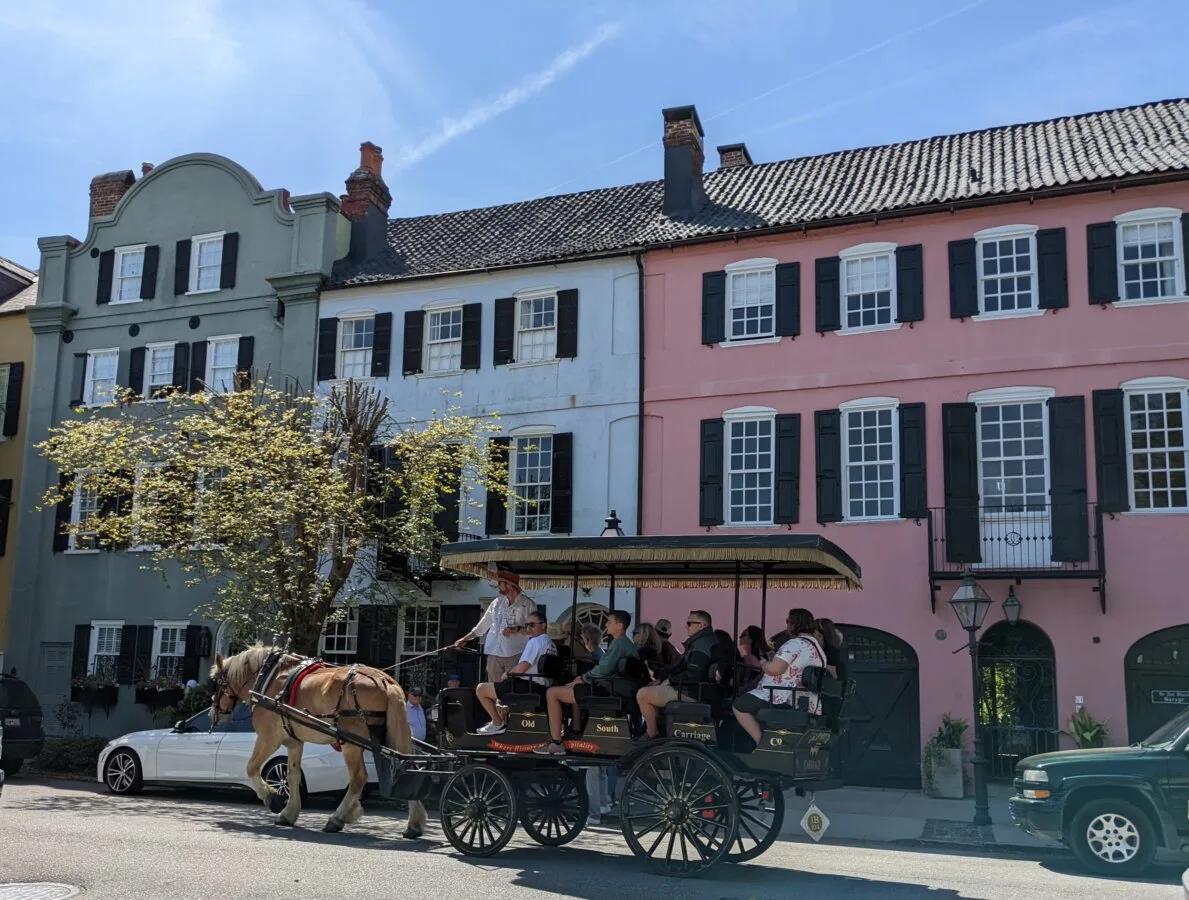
[619,745,738,876]
[440,764,519,857]
[519,766,589,847]
[724,778,784,863]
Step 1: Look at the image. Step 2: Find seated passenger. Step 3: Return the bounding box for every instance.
[732,608,826,745]
[654,619,681,668]
[534,610,636,755]
[636,609,718,739]
[580,624,605,662]
[633,622,663,680]
[736,626,771,694]
[475,612,556,735]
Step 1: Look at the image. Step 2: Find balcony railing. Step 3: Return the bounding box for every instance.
[926,502,1106,611]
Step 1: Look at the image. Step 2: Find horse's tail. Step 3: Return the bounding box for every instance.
[384,681,413,754]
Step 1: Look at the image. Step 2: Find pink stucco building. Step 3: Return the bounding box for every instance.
[639,102,1189,788]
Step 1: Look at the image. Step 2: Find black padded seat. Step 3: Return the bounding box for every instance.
[502,689,545,712]
[756,706,811,729]
[663,701,713,724]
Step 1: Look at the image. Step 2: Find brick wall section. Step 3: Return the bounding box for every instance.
[340,141,392,222]
[89,170,136,219]
[717,143,753,169]
[662,105,705,172]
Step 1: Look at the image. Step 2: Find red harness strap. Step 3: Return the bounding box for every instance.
[287,660,325,705]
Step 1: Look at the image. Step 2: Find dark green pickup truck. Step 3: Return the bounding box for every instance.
[1009,707,1189,876]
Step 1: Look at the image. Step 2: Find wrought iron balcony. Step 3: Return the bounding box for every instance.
[926,502,1106,611]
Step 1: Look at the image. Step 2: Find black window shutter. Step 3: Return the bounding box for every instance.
[174,239,191,295]
[1184,216,1189,295]
[485,437,510,535]
[96,250,115,305]
[774,262,800,337]
[434,467,462,543]
[182,625,205,682]
[316,318,338,382]
[1049,395,1089,561]
[895,244,924,322]
[0,478,12,556]
[400,310,423,376]
[1086,222,1119,304]
[550,432,573,533]
[70,353,87,408]
[899,402,927,519]
[1092,389,1130,513]
[171,342,190,391]
[141,245,160,300]
[72,624,91,678]
[117,624,138,684]
[134,624,154,683]
[815,410,843,523]
[1036,228,1068,310]
[219,232,239,290]
[699,418,724,526]
[127,347,145,397]
[493,298,516,365]
[461,303,482,370]
[2,361,22,437]
[948,239,978,318]
[941,403,981,562]
[814,257,841,333]
[188,341,208,393]
[355,606,378,666]
[371,312,393,377]
[701,272,726,344]
[235,336,255,390]
[556,289,579,358]
[53,473,72,552]
[774,413,801,524]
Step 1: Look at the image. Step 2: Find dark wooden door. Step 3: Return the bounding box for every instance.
[437,604,482,689]
[838,626,921,789]
[1126,625,1189,742]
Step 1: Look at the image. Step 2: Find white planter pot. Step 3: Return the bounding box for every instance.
[923,747,964,799]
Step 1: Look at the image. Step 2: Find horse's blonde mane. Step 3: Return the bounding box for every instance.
[212,643,277,684]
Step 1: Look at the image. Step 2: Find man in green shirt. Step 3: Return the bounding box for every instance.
[535,610,637,755]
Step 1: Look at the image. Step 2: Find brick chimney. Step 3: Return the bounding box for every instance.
[662,105,707,219]
[717,143,753,170]
[89,170,136,219]
[340,141,391,222]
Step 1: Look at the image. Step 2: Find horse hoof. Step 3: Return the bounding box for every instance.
[323,818,344,833]
[274,816,293,827]
[266,794,287,814]
[403,827,423,840]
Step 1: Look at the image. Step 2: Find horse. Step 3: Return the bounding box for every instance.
[210,646,427,838]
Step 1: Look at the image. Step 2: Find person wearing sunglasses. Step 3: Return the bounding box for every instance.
[475,613,556,735]
[635,610,719,739]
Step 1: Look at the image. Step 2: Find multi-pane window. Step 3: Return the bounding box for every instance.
[84,349,119,406]
[320,608,358,665]
[726,417,773,525]
[152,623,187,683]
[978,231,1036,314]
[114,246,145,303]
[1127,389,1188,511]
[727,266,775,340]
[190,234,223,293]
[70,477,101,550]
[511,434,553,533]
[338,317,374,378]
[843,406,897,519]
[1119,217,1181,301]
[516,294,557,362]
[842,251,895,330]
[401,605,440,655]
[425,307,463,372]
[90,622,122,679]
[206,337,239,393]
[144,343,175,399]
[979,402,1048,512]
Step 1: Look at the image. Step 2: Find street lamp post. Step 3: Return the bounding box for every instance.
[948,571,993,827]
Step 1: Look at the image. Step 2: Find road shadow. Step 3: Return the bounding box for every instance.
[1039,855,1187,887]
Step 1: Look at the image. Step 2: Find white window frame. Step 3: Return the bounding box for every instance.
[973,225,1043,319]
[88,619,124,677]
[83,348,120,407]
[319,607,359,662]
[722,406,777,527]
[1121,375,1189,514]
[142,341,176,401]
[188,231,225,295]
[723,257,778,344]
[839,397,900,522]
[509,428,555,535]
[112,244,146,305]
[129,462,166,551]
[423,303,464,374]
[204,334,240,394]
[151,620,188,683]
[67,470,101,553]
[512,289,558,366]
[336,313,376,380]
[0,362,10,438]
[400,603,441,656]
[969,386,1055,515]
[1114,208,1186,306]
[838,242,900,334]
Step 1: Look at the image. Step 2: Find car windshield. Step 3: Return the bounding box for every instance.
[187,709,211,732]
[1140,708,1189,747]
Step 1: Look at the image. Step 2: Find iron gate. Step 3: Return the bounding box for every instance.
[1126,625,1189,742]
[978,621,1058,779]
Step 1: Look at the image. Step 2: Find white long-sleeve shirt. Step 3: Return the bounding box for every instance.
[471,592,536,658]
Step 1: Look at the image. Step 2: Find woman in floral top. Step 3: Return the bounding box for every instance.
[731,608,827,745]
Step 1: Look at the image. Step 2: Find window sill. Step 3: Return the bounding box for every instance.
[185,288,221,297]
[109,298,143,306]
[835,516,904,525]
[64,548,101,555]
[128,545,161,553]
[717,522,778,529]
[506,359,560,371]
[417,369,467,380]
[1113,296,1189,308]
[716,336,782,348]
[331,377,376,386]
[1122,508,1189,517]
[837,322,903,336]
[971,309,1046,322]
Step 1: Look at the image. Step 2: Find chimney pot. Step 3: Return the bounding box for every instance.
[717,143,753,170]
[89,170,136,219]
[661,105,707,219]
[141,162,154,176]
[341,140,391,223]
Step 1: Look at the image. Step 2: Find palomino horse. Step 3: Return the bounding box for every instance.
[210,646,426,838]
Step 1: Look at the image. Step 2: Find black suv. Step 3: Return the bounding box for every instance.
[1009,707,1189,876]
[0,673,45,775]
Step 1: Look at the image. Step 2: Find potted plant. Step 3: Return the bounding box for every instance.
[1066,707,1107,749]
[135,675,185,708]
[70,673,119,714]
[922,714,968,799]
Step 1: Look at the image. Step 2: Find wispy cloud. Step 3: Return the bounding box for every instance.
[394,21,622,169]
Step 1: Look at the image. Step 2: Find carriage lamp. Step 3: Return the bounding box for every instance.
[600,510,624,537]
[1002,587,1022,625]
[947,571,992,630]
[948,570,993,828]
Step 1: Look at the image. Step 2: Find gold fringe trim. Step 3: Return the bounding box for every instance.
[512,575,857,590]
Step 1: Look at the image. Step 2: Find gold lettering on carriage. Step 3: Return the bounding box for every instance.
[672,727,712,742]
[519,718,537,729]
[595,722,622,734]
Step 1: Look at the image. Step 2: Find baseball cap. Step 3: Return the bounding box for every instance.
[408,686,423,696]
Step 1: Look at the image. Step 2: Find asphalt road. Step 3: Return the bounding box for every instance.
[0,778,1184,900]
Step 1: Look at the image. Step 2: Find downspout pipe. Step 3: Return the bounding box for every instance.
[634,252,646,622]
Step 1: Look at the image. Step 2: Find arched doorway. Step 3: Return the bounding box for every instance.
[552,603,609,636]
[978,621,1057,779]
[838,626,921,789]
[1125,625,1189,742]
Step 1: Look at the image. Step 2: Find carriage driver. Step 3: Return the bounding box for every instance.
[453,564,538,681]
[473,611,557,735]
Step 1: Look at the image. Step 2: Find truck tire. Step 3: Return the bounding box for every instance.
[1067,797,1157,877]
[0,757,23,776]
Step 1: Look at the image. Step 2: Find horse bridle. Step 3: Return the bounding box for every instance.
[211,668,248,712]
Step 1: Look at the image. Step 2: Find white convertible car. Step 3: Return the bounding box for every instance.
[96,704,376,800]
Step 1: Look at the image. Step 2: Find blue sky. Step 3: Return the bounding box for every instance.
[1,0,1187,269]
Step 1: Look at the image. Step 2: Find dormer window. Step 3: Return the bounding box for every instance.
[113,245,146,303]
[189,232,224,293]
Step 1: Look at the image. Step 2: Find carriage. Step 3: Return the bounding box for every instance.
[250,532,861,876]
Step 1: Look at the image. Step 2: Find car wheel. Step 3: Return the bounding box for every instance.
[1067,797,1157,877]
[0,757,23,776]
[263,758,308,804]
[104,749,143,795]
